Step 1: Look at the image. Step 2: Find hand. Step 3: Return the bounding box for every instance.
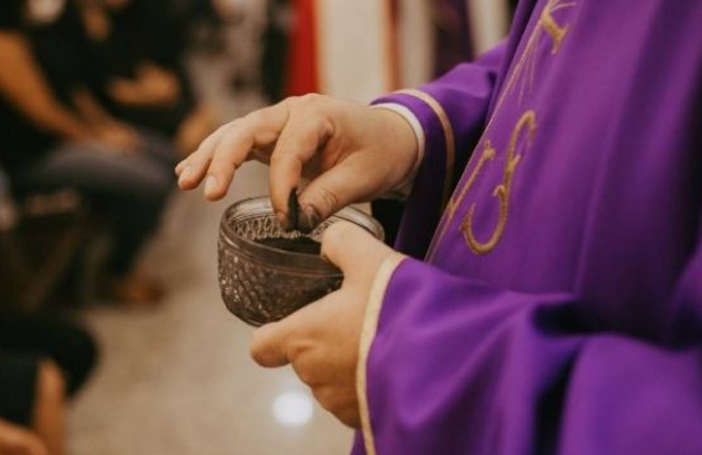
[137,64,181,106]
[108,65,181,108]
[93,121,141,154]
[0,418,49,455]
[176,94,418,231]
[250,222,397,427]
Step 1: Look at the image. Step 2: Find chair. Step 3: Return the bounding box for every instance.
[0,165,100,311]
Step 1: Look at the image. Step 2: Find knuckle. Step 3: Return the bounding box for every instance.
[292,360,319,387]
[300,93,321,104]
[295,366,317,387]
[283,96,301,109]
[316,187,340,213]
[243,110,265,125]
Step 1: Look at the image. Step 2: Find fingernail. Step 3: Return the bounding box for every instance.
[298,205,321,234]
[204,175,218,196]
[177,166,191,185]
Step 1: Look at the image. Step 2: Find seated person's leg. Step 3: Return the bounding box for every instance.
[12,140,176,304]
[0,313,98,397]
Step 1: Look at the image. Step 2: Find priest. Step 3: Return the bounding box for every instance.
[177,0,702,453]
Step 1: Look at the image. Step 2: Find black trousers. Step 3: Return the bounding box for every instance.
[0,311,98,426]
[13,132,176,277]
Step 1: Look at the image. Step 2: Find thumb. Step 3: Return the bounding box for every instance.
[321,221,392,280]
[250,319,294,368]
[297,155,378,232]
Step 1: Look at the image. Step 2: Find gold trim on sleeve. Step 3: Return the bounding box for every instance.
[357,253,408,455]
[393,89,456,211]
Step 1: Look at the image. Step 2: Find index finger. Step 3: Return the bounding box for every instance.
[177,101,291,195]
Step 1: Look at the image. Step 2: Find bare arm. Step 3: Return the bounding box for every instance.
[0,31,91,141]
[72,88,113,126]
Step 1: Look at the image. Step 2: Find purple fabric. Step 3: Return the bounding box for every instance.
[357,0,702,453]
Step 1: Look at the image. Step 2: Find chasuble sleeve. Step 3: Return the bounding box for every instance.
[353,231,702,455]
[371,43,506,257]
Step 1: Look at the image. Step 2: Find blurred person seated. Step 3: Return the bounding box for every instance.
[75,0,218,156]
[0,310,98,455]
[0,0,176,305]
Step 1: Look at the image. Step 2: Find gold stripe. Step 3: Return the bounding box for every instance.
[357,253,408,455]
[394,89,456,211]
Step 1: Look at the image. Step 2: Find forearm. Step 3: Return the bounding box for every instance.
[0,32,91,141]
[72,88,114,126]
[34,107,92,141]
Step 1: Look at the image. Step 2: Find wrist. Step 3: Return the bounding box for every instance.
[372,106,422,195]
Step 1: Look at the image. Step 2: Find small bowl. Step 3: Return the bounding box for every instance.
[217,197,384,326]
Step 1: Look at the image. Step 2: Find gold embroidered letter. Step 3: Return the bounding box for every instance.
[461,111,537,255]
[429,141,497,253]
[540,0,571,54]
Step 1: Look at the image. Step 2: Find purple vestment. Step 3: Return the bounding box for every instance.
[354,0,702,454]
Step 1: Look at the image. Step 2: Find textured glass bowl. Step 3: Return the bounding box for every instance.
[218,197,384,326]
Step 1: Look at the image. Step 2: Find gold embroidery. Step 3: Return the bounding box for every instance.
[394,89,456,211]
[487,0,576,122]
[426,141,496,262]
[425,0,576,260]
[357,254,408,455]
[461,110,537,254]
[539,1,571,54]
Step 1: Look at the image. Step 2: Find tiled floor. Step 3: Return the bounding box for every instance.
[68,162,354,454]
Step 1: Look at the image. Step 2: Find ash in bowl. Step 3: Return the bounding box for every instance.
[256,237,321,255]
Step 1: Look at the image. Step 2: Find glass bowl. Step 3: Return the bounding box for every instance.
[218,196,384,326]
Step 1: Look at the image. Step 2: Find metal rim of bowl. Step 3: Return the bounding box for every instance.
[219,196,384,277]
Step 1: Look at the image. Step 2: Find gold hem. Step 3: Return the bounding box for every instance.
[356,253,407,455]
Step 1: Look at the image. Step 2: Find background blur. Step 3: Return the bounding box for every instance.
[0,0,511,453]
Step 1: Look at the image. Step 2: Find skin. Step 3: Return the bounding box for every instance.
[0,31,137,154]
[31,361,65,455]
[177,94,417,425]
[0,360,66,455]
[251,222,396,427]
[176,94,418,230]
[0,29,162,302]
[0,419,48,455]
